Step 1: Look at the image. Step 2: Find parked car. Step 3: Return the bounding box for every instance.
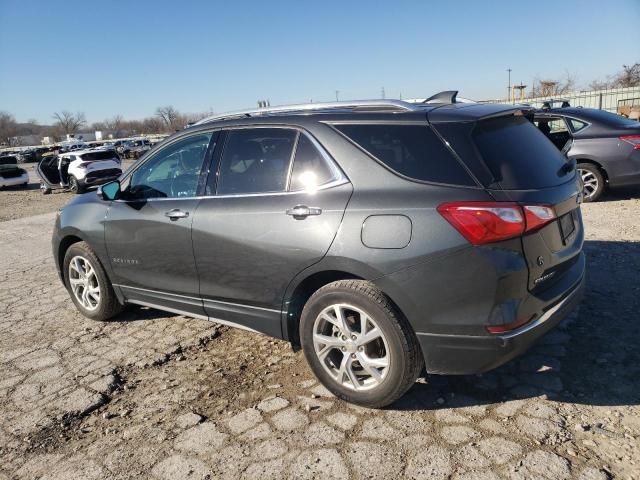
[534,102,640,201]
[52,93,585,407]
[122,139,152,159]
[0,154,29,188]
[38,148,122,194]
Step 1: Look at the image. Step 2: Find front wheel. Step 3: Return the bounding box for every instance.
[577,163,605,202]
[300,280,423,408]
[63,241,124,321]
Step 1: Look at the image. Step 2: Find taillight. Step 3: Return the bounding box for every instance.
[620,135,640,150]
[437,201,556,246]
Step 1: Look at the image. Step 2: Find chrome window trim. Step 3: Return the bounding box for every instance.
[113,124,349,203]
[113,177,350,202]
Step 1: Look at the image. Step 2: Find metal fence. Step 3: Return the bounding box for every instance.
[489,86,640,114]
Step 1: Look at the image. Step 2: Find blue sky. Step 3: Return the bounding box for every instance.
[1,0,638,124]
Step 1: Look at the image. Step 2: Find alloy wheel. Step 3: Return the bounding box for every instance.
[312,303,390,391]
[578,168,598,200]
[68,256,100,311]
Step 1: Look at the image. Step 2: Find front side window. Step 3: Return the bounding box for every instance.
[289,134,340,191]
[127,132,213,199]
[216,128,296,195]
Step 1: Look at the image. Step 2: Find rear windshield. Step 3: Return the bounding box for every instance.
[578,109,640,127]
[80,151,117,161]
[472,115,571,189]
[0,156,18,166]
[333,124,475,186]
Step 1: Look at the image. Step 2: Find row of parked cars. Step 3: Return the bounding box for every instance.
[0,136,166,192]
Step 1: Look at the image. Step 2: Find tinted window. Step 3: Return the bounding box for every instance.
[289,134,339,191]
[80,151,118,161]
[128,132,213,199]
[579,109,640,127]
[334,124,474,186]
[217,128,296,195]
[473,116,570,189]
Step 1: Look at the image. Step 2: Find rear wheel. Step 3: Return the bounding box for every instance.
[69,175,84,194]
[577,163,604,202]
[300,280,423,408]
[63,241,123,321]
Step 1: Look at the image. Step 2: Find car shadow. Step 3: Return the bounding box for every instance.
[599,185,640,202]
[392,239,640,411]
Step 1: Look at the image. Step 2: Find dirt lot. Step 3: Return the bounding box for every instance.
[0,185,639,480]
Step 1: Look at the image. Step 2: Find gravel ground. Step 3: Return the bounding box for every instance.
[0,186,638,479]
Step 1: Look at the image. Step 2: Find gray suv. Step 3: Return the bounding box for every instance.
[52,93,585,407]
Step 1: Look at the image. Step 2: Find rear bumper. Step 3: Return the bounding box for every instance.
[418,271,584,375]
[0,172,29,187]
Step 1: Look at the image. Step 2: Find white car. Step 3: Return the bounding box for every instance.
[38,149,122,194]
[0,155,29,188]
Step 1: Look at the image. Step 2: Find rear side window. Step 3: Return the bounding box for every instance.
[473,116,570,189]
[289,134,340,191]
[334,124,475,186]
[568,118,588,132]
[217,128,296,195]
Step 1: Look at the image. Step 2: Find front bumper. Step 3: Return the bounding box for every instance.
[0,172,29,187]
[417,272,585,375]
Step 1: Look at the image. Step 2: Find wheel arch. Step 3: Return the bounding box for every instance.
[575,158,609,182]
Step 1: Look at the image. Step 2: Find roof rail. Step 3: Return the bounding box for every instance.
[194,99,420,125]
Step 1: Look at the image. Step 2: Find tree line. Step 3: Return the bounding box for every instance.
[0,106,210,147]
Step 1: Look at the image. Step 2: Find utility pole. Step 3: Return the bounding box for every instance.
[335,90,340,101]
[507,68,512,102]
[381,87,385,99]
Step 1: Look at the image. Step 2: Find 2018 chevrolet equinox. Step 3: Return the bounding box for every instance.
[52,92,585,407]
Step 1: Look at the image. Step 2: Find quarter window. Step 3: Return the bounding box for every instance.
[216,128,296,195]
[289,134,340,191]
[568,118,588,132]
[127,132,213,199]
[333,124,475,186]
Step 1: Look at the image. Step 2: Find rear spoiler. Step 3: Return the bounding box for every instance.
[427,103,536,123]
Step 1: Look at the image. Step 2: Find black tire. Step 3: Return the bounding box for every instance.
[577,163,605,202]
[63,241,124,321]
[300,280,423,408]
[69,175,84,194]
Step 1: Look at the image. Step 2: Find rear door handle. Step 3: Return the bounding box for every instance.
[165,209,189,221]
[286,205,322,219]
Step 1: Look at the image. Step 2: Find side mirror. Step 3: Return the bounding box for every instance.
[98,180,121,201]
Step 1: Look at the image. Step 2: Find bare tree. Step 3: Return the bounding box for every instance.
[155,106,180,129]
[615,62,640,88]
[530,72,576,97]
[0,111,19,146]
[52,111,87,134]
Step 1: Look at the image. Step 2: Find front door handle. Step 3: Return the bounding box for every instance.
[165,209,189,221]
[286,205,322,219]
